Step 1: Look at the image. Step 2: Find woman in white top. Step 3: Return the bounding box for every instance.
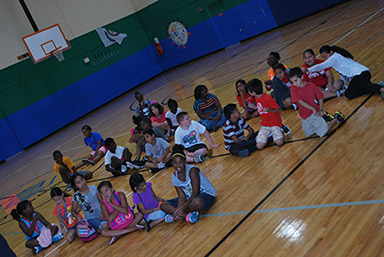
[303,45,384,99]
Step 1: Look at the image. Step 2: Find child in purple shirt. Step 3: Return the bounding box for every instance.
[130,173,168,231]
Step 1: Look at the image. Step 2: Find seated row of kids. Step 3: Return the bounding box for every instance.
[12,144,216,253]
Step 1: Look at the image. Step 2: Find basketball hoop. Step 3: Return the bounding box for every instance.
[50,47,64,62]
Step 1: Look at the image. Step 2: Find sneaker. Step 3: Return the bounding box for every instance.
[281,124,291,136]
[334,111,345,123]
[149,168,161,174]
[238,149,249,157]
[66,184,72,192]
[126,161,142,169]
[381,90,384,100]
[377,80,384,87]
[82,159,95,165]
[164,214,174,223]
[33,246,42,254]
[322,111,334,122]
[193,155,204,163]
[185,211,199,223]
[121,165,128,173]
[292,103,298,110]
[131,159,146,167]
[52,232,64,243]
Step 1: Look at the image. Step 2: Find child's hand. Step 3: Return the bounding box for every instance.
[99,214,104,220]
[248,103,256,110]
[301,67,309,73]
[211,144,219,148]
[263,107,270,112]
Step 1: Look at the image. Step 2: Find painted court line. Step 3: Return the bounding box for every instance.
[201,199,384,217]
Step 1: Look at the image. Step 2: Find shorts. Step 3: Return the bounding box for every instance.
[68,171,89,179]
[146,210,166,221]
[90,145,107,156]
[167,193,216,210]
[301,114,328,137]
[87,218,108,230]
[185,143,207,153]
[256,126,283,144]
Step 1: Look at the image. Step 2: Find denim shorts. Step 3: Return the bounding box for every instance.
[147,210,166,221]
[167,193,216,210]
[87,218,108,230]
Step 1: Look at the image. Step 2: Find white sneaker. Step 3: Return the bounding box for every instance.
[377,80,384,87]
[121,165,127,173]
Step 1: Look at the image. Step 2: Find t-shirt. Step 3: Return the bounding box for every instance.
[135,100,154,117]
[52,197,77,229]
[73,185,102,220]
[193,93,220,115]
[223,118,249,150]
[255,93,282,127]
[282,76,292,88]
[165,108,183,126]
[132,182,159,219]
[145,137,170,160]
[171,164,216,198]
[105,146,125,165]
[53,157,75,174]
[267,64,288,80]
[84,132,104,151]
[291,82,324,120]
[151,112,167,124]
[175,120,207,148]
[236,92,256,110]
[302,59,331,87]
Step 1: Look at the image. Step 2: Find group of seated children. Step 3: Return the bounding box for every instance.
[14,145,217,253]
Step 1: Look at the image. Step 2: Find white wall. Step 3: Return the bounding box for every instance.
[0,0,157,70]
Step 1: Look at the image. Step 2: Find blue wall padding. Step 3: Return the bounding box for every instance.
[0,0,346,161]
[0,118,23,160]
[7,48,162,148]
[267,0,346,26]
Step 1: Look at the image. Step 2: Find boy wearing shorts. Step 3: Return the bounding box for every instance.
[288,67,344,137]
[247,79,284,149]
[53,150,92,191]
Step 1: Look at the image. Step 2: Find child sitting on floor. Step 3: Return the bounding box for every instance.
[165,98,183,132]
[11,200,63,254]
[150,103,172,137]
[98,181,144,244]
[235,79,259,120]
[104,138,141,176]
[160,145,217,224]
[223,103,257,157]
[130,173,167,231]
[247,78,285,150]
[174,112,218,163]
[143,129,172,173]
[288,67,345,137]
[53,150,92,191]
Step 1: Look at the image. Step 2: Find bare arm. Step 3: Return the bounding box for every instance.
[19,216,38,237]
[297,100,317,115]
[157,146,171,163]
[203,129,218,148]
[244,126,255,140]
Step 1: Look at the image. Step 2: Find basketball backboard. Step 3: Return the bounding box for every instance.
[22,24,70,63]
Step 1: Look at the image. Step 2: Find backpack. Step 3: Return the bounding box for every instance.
[77,218,97,242]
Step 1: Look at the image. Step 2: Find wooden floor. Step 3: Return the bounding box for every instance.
[1,0,384,256]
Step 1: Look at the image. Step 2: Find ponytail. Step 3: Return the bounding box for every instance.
[11,200,30,221]
[320,45,354,59]
[11,209,21,221]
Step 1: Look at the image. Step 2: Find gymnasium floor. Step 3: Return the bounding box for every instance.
[1,0,383,256]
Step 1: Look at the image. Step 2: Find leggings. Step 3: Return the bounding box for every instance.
[345,71,381,99]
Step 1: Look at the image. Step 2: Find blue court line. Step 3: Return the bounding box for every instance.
[201,199,384,217]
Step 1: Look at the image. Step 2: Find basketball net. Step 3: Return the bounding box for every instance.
[51,48,64,62]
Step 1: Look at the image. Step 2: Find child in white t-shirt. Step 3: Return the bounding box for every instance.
[174,112,218,163]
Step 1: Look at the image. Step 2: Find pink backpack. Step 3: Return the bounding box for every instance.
[104,193,134,230]
[77,219,97,242]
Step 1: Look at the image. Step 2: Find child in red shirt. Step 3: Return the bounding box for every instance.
[288,67,345,137]
[247,79,284,149]
[235,79,259,120]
